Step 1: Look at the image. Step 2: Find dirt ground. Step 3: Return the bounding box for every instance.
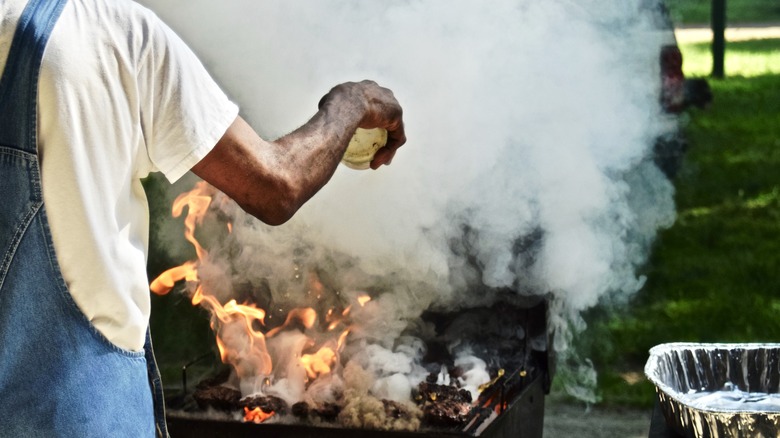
[543,399,652,438]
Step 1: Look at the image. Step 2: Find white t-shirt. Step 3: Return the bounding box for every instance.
[0,0,239,351]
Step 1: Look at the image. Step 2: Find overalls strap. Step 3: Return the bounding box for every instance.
[0,0,69,152]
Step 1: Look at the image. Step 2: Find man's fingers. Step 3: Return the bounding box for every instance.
[369,125,405,169]
[370,147,395,169]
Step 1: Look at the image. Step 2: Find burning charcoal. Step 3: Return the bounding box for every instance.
[291,401,310,418]
[194,366,232,391]
[240,395,288,415]
[192,385,242,412]
[382,399,414,420]
[415,382,473,428]
[291,400,342,422]
[421,397,472,428]
[417,382,472,404]
[314,402,342,421]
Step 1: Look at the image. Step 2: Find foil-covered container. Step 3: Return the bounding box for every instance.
[645,343,780,438]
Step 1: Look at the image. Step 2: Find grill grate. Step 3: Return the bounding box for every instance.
[164,299,552,438]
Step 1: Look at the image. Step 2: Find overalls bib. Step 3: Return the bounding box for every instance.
[0,0,167,436]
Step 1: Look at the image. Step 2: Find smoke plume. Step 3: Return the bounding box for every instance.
[142,0,677,402]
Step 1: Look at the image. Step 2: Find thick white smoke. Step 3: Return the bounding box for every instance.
[143,0,677,403]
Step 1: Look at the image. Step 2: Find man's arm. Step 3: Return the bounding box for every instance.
[190,80,405,226]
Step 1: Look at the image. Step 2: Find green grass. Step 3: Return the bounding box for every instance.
[681,38,780,77]
[585,37,780,408]
[667,0,780,25]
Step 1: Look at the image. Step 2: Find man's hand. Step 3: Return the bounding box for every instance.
[192,80,406,225]
[318,80,406,169]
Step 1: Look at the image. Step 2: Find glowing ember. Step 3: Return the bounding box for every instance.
[243,406,275,423]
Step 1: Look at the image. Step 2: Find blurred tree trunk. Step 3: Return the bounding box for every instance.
[712,0,726,78]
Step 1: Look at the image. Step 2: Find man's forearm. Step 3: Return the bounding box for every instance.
[271,92,366,206]
[191,81,405,226]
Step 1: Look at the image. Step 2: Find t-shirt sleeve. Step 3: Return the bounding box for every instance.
[138,9,239,183]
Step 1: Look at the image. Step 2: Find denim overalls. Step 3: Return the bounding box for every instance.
[0,0,167,436]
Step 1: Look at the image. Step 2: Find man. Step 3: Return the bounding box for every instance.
[0,0,405,436]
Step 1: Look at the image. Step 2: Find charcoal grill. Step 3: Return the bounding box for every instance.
[164,298,553,438]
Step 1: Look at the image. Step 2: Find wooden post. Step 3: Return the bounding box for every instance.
[712,0,726,78]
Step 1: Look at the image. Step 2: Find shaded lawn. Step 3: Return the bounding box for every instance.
[681,38,780,78]
[586,72,780,407]
[667,0,780,24]
[677,74,780,206]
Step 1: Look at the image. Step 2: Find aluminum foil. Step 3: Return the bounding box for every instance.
[645,343,780,438]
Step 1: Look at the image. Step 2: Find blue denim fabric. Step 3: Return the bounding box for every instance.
[0,0,167,436]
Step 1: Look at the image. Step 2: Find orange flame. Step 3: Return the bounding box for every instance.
[337,329,350,349]
[149,261,198,296]
[215,336,228,363]
[151,181,371,397]
[243,406,275,423]
[172,181,214,261]
[300,347,337,380]
[265,308,317,338]
[357,293,371,307]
